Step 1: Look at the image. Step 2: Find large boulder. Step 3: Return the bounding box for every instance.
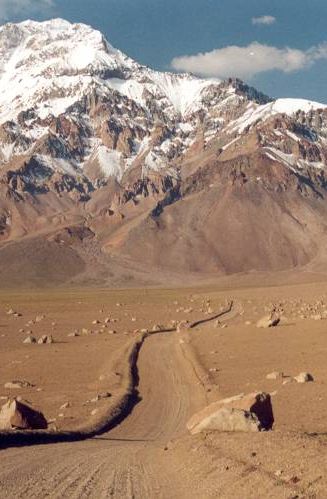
[187,392,274,434]
[0,399,48,430]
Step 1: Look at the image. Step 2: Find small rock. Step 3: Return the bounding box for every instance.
[5,380,34,389]
[256,315,280,328]
[38,335,54,344]
[294,372,314,383]
[60,402,70,410]
[23,336,37,344]
[266,371,284,380]
[152,324,163,331]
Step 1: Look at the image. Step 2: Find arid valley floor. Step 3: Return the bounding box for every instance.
[1,276,327,498]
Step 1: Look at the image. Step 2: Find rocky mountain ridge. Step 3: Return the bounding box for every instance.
[0,19,327,285]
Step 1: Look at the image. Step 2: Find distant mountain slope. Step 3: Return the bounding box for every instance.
[0,19,327,285]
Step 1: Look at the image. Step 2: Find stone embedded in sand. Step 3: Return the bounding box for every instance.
[7,309,15,315]
[266,371,284,380]
[60,402,70,410]
[187,392,274,434]
[294,372,314,383]
[256,315,280,328]
[0,399,48,430]
[92,320,100,325]
[23,336,36,344]
[35,315,45,323]
[4,380,34,389]
[38,335,54,344]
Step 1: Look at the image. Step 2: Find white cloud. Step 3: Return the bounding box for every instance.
[0,0,54,21]
[171,42,327,80]
[252,15,276,25]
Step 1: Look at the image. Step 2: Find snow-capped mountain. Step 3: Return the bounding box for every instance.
[1,18,327,284]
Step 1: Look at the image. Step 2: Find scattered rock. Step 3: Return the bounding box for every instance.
[187,392,274,434]
[4,380,34,389]
[0,399,48,430]
[152,324,163,331]
[90,392,111,403]
[294,372,314,383]
[256,314,280,328]
[37,335,54,344]
[35,315,45,323]
[23,336,37,344]
[266,371,284,380]
[67,332,79,337]
[59,402,70,410]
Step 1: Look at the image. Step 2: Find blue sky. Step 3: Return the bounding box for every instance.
[2,0,327,102]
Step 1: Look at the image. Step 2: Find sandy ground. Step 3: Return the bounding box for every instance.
[0,280,327,497]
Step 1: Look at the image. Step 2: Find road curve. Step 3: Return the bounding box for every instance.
[0,331,207,498]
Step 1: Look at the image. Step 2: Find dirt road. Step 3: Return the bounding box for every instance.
[0,331,207,498]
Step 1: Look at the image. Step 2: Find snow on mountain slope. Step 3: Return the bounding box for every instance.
[230,98,327,133]
[0,18,218,123]
[0,17,326,190]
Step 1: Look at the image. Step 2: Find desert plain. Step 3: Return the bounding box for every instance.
[0,273,327,498]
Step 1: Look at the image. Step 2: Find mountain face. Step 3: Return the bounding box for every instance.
[0,18,327,286]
